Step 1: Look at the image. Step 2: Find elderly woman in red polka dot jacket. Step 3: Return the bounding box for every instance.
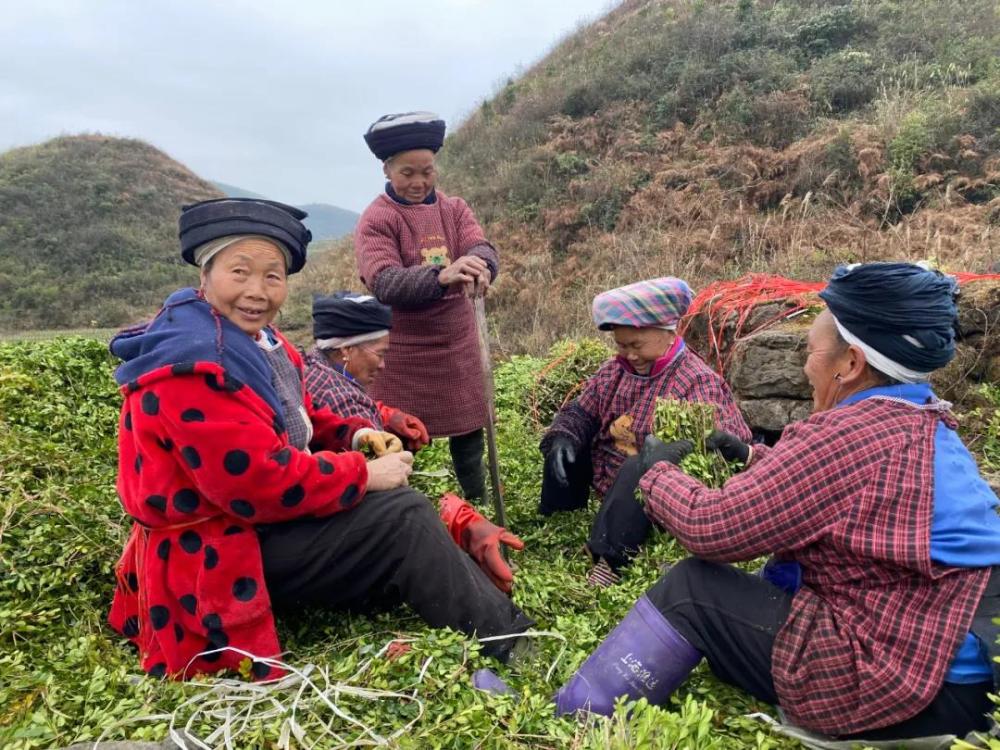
[107,198,531,680]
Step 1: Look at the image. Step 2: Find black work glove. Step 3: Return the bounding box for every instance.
[546,435,578,488]
[639,435,693,474]
[705,430,751,464]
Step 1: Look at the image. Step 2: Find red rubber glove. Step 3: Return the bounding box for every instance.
[439,493,524,594]
[380,405,431,451]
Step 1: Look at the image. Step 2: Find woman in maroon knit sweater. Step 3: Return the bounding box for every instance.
[355,112,496,504]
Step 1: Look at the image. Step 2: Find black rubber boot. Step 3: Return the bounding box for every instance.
[450,429,486,504]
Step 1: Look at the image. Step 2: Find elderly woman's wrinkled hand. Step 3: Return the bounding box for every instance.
[357,430,404,457]
[366,451,414,491]
[439,255,489,294]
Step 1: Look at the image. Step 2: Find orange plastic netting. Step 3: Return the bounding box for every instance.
[679,272,1000,374]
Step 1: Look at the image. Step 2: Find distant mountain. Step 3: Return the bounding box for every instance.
[210,181,266,200]
[0,135,222,330]
[212,182,359,241]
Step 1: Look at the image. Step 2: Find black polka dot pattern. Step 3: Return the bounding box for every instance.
[317,457,334,475]
[223,524,245,535]
[155,436,174,452]
[224,450,251,475]
[156,539,171,560]
[230,499,255,518]
[149,605,170,630]
[202,613,222,630]
[271,448,291,466]
[124,412,133,431]
[207,628,229,649]
[204,373,224,391]
[179,594,197,615]
[173,489,199,513]
[181,446,202,469]
[127,380,139,393]
[223,374,244,392]
[272,416,284,435]
[134,455,143,474]
[174,623,185,642]
[141,391,160,416]
[148,662,167,678]
[179,530,202,553]
[181,408,205,422]
[340,484,360,509]
[145,495,167,512]
[232,577,258,602]
[251,661,272,679]
[281,484,305,507]
[172,362,196,376]
[127,572,139,592]
[204,545,219,570]
[122,615,140,638]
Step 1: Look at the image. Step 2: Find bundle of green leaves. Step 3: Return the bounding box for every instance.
[651,399,740,487]
[527,338,611,429]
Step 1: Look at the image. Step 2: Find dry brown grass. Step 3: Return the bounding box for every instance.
[292,114,997,356]
[285,0,999,356]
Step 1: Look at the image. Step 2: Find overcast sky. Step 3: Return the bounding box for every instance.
[0,1,615,213]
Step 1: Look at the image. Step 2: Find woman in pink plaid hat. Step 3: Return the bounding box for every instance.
[539,277,751,586]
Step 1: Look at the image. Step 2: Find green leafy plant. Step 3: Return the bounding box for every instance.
[0,336,805,749]
[652,399,740,487]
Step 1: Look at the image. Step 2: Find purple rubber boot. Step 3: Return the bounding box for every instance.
[554,595,701,717]
[472,668,513,696]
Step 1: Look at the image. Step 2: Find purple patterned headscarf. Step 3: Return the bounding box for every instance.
[592,277,694,331]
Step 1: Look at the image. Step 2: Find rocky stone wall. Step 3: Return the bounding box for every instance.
[684,279,1000,436]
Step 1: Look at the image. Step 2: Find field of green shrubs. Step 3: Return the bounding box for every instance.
[3,336,998,748]
[0,335,805,749]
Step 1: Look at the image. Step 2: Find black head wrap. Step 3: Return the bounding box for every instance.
[179,198,312,274]
[312,291,392,340]
[364,112,446,161]
[818,262,958,374]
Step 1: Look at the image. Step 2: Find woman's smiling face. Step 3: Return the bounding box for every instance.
[383,149,437,203]
[200,238,288,337]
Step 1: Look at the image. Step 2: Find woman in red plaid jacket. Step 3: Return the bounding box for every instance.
[556,263,1000,742]
[539,277,751,586]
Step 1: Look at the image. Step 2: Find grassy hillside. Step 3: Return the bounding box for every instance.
[405,0,999,352]
[0,135,218,330]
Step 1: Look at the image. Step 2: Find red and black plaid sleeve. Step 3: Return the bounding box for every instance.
[639,398,990,734]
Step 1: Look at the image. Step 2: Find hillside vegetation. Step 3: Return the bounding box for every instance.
[420,0,1000,352]
[0,135,215,330]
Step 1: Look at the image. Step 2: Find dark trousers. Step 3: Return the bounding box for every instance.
[449,429,485,503]
[646,558,994,740]
[588,455,654,571]
[538,445,593,515]
[257,486,532,661]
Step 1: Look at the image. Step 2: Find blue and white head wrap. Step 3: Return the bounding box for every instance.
[819,262,959,382]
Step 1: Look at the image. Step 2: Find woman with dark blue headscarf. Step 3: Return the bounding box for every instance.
[555,263,1000,743]
[106,198,532,681]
